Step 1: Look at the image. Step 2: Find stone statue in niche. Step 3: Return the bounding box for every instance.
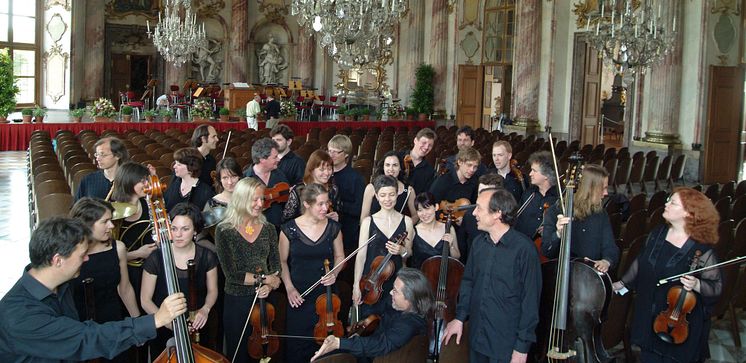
[193,38,223,82]
[257,34,287,84]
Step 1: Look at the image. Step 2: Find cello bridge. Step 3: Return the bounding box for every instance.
[546,347,577,360]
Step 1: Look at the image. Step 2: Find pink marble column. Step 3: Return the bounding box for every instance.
[295,27,315,88]
[511,0,541,127]
[644,2,683,144]
[82,0,104,100]
[228,0,248,82]
[399,0,424,104]
[429,0,448,114]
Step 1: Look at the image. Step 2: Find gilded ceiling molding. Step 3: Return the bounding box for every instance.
[195,0,226,18]
[45,0,71,11]
[105,0,160,20]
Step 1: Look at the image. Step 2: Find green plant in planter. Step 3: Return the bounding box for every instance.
[405,107,417,117]
[159,108,174,117]
[143,109,157,117]
[121,106,133,115]
[219,107,230,115]
[69,108,86,117]
[32,106,47,117]
[411,64,435,116]
[21,108,32,116]
[0,50,18,118]
[360,108,371,115]
[237,108,247,118]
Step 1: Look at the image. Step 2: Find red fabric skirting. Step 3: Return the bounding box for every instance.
[0,120,436,151]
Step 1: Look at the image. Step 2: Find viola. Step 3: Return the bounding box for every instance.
[347,304,380,337]
[653,251,701,344]
[436,198,471,222]
[437,158,449,176]
[248,270,279,360]
[313,259,344,344]
[510,158,525,187]
[359,232,408,305]
[263,182,290,209]
[420,208,464,361]
[143,175,229,363]
[403,155,414,181]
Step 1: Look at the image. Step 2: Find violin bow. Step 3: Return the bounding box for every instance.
[300,233,378,298]
[547,132,566,215]
[231,277,263,363]
[222,130,232,159]
[657,254,746,286]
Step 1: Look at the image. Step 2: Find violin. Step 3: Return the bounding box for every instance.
[534,202,550,263]
[248,269,279,360]
[143,175,229,363]
[313,259,344,344]
[403,155,414,182]
[347,304,380,337]
[263,182,290,209]
[510,158,525,188]
[436,198,471,222]
[437,158,449,176]
[420,207,464,361]
[653,251,702,344]
[359,232,408,305]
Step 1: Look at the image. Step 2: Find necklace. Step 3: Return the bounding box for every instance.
[245,223,255,236]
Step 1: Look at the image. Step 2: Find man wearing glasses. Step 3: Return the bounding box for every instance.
[75,137,130,201]
[328,135,365,254]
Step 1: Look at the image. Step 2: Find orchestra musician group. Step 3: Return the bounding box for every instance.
[0,124,726,363]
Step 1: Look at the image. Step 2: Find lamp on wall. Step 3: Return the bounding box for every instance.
[146,0,207,67]
[291,0,406,68]
[585,0,677,73]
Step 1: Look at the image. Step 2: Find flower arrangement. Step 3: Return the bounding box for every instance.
[280,100,296,118]
[88,98,117,118]
[191,99,212,119]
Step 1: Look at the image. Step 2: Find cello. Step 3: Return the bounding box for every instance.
[142,175,229,363]
[359,232,408,305]
[313,259,344,343]
[536,154,613,363]
[420,204,465,362]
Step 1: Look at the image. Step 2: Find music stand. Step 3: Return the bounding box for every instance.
[193,87,205,98]
[144,79,158,110]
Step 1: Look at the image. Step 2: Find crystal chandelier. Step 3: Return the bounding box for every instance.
[586,0,677,73]
[290,0,407,69]
[147,0,207,67]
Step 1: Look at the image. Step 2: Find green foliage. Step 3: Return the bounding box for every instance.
[121,106,133,115]
[21,108,32,116]
[0,50,19,117]
[191,99,212,119]
[32,106,47,117]
[359,108,371,115]
[405,106,417,116]
[219,107,230,115]
[69,108,86,117]
[159,108,173,117]
[411,64,435,116]
[236,108,247,118]
[143,109,157,117]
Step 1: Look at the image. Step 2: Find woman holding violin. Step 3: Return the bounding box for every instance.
[279,183,345,362]
[69,198,141,363]
[360,151,418,224]
[140,202,219,360]
[613,188,722,363]
[541,164,619,272]
[410,192,459,269]
[354,175,415,317]
[215,178,282,363]
[282,150,340,223]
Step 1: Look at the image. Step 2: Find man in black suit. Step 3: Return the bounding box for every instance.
[265,95,281,129]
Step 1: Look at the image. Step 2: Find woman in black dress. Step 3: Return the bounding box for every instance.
[360,151,418,224]
[279,183,344,362]
[205,156,242,211]
[353,175,414,318]
[613,187,722,363]
[282,150,340,223]
[410,192,459,269]
[69,198,141,363]
[140,203,219,359]
[164,147,215,211]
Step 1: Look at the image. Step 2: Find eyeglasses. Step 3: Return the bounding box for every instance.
[665,195,681,206]
[94,153,112,158]
[328,149,344,155]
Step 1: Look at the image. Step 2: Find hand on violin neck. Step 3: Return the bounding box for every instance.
[680,275,700,292]
[154,293,187,329]
[320,272,337,286]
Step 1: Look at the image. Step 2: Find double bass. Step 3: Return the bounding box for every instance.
[536,155,613,363]
[142,175,229,363]
[420,204,465,361]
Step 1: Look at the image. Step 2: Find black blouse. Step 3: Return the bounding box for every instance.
[163,177,215,211]
[143,244,219,308]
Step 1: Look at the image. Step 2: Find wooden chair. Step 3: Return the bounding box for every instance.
[667,154,687,189]
[34,179,70,196]
[720,180,736,200]
[372,334,428,363]
[36,193,73,222]
[620,210,647,249]
[613,158,631,194]
[714,196,732,221]
[609,212,624,240]
[618,234,648,276]
[600,292,634,363]
[628,193,647,215]
[646,207,665,233]
[731,195,746,223]
[735,180,746,199]
[704,184,720,202]
[647,190,668,214]
[654,155,672,191]
[626,157,645,195]
[640,155,659,193]
[714,219,735,259]
[603,159,618,191]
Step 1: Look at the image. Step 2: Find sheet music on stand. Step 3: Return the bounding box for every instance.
[231,82,250,89]
[143,79,158,109]
[288,79,302,90]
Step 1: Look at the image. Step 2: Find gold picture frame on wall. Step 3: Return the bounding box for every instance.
[105,0,162,20]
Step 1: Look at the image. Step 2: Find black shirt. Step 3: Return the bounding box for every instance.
[444,154,487,180]
[75,169,112,201]
[163,177,215,211]
[455,229,542,359]
[513,185,560,240]
[428,168,478,204]
[265,99,280,119]
[541,204,620,268]
[399,151,435,195]
[332,164,365,251]
[244,166,289,227]
[487,165,527,204]
[339,306,426,360]
[0,271,156,362]
[277,151,306,186]
[199,153,217,191]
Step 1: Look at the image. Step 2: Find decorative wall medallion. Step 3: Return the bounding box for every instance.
[43,44,69,103]
[460,0,482,30]
[461,31,480,64]
[46,14,67,43]
[714,13,736,53]
[195,0,226,18]
[105,0,161,20]
[257,0,289,22]
[45,0,71,11]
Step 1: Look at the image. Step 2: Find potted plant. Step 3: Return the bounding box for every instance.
[0,50,18,123]
[236,108,247,123]
[159,108,173,122]
[218,107,230,122]
[120,105,133,122]
[32,106,47,123]
[21,108,32,123]
[405,107,417,121]
[88,98,117,122]
[359,108,371,121]
[412,64,435,120]
[388,106,401,120]
[69,108,86,123]
[191,99,212,122]
[143,109,157,122]
[337,106,348,121]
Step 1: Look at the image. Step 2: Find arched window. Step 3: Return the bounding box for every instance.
[0,0,40,107]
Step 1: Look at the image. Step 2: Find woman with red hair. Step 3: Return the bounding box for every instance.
[613,187,722,363]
